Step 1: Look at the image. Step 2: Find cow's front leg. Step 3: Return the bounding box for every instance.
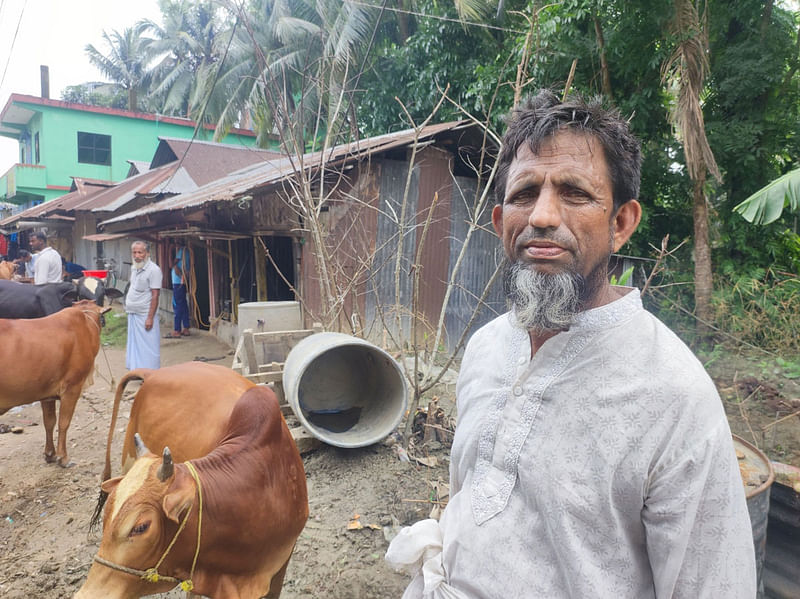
[55,389,81,467]
[40,399,57,463]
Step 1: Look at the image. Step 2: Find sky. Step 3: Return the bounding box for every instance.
[0,0,163,172]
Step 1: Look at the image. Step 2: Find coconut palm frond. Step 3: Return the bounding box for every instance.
[453,0,495,22]
[661,0,721,184]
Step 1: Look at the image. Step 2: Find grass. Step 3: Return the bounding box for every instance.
[101,309,128,347]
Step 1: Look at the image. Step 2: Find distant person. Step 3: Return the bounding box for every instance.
[124,240,162,370]
[14,250,34,279]
[168,240,191,338]
[29,232,62,284]
[62,257,87,280]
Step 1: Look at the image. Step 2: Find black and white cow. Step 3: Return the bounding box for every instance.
[0,277,116,319]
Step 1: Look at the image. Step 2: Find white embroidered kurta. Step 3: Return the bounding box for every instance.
[392,288,756,598]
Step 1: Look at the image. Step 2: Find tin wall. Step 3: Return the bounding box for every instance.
[296,151,503,355]
[364,155,503,353]
[444,176,505,352]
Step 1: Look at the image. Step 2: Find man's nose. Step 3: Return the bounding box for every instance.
[528,186,561,229]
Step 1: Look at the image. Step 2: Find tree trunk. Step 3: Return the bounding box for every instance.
[397,0,410,43]
[128,89,137,112]
[692,172,713,339]
[593,15,613,99]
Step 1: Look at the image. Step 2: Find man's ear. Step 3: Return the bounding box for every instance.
[612,200,642,252]
[492,204,504,237]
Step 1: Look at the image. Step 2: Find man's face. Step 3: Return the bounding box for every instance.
[493,130,637,309]
[29,236,44,252]
[132,245,148,263]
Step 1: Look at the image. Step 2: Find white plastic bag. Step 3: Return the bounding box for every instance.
[385,519,468,599]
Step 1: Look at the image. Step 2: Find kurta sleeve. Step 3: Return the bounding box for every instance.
[641,423,756,598]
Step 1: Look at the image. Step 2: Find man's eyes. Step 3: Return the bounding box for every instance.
[507,188,592,205]
[562,187,592,202]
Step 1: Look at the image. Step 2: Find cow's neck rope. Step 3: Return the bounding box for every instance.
[93,460,204,593]
[80,308,117,405]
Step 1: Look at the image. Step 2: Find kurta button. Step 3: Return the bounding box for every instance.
[517,356,526,365]
[513,386,523,396]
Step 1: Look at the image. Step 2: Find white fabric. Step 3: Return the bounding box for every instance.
[126,312,160,370]
[124,260,162,315]
[33,246,62,284]
[396,288,756,598]
[386,520,468,599]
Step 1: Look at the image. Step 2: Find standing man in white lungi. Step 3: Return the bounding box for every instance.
[125,240,162,370]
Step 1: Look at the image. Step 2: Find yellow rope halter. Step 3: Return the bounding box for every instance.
[94,460,204,593]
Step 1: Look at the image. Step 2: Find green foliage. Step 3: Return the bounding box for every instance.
[610,266,634,286]
[61,84,128,109]
[735,168,800,225]
[101,311,128,348]
[759,356,800,380]
[358,0,503,134]
[711,267,800,353]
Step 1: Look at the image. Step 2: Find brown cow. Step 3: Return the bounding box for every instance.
[0,260,16,279]
[0,300,108,466]
[77,385,309,599]
[100,362,255,485]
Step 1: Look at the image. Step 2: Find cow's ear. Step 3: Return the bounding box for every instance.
[162,475,195,524]
[101,477,123,494]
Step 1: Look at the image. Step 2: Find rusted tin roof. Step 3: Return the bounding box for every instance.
[101,121,471,227]
[0,177,114,226]
[1,138,287,228]
[153,138,285,185]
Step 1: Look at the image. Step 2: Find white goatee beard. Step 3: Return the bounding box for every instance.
[503,261,584,332]
[132,258,149,270]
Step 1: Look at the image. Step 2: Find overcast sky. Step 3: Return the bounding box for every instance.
[0,0,162,172]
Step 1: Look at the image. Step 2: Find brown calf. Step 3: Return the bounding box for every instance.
[0,300,108,466]
[77,385,309,599]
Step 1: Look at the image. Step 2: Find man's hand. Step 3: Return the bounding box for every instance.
[145,316,154,331]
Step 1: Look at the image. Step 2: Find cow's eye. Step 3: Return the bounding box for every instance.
[129,521,150,537]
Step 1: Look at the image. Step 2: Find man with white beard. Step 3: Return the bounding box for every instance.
[387,90,756,598]
[124,240,162,369]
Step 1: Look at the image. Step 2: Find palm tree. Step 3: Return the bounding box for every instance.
[85,24,152,111]
[142,0,230,122]
[215,0,379,152]
[661,0,721,338]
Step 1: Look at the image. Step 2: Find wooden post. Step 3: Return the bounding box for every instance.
[228,240,238,323]
[254,235,268,301]
[242,329,258,376]
[206,239,216,321]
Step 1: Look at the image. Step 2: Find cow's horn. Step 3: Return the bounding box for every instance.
[157,447,174,482]
[134,433,150,458]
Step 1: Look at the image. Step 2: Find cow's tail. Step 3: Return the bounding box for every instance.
[90,369,155,531]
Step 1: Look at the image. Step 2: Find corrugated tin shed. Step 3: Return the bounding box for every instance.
[151,138,285,185]
[100,121,471,227]
[0,177,114,227]
[1,138,287,229]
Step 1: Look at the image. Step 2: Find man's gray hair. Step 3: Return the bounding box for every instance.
[131,240,150,252]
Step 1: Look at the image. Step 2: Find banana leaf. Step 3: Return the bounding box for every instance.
[734,168,800,225]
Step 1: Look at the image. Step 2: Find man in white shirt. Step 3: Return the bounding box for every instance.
[124,240,162,370]
[29,232,63,284]
[386,90,756,598]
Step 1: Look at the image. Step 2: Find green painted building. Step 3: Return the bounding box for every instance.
[0,94,259,210]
